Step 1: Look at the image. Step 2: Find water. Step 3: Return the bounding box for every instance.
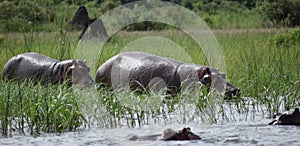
[1,103,300,146]
[2,121,300,146]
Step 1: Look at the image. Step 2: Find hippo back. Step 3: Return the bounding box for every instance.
[95,51,239,97]
[2,52,58,81]
[2,52,94,87]
[96,52,183,92]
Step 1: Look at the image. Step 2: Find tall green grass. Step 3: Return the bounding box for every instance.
[216,28,300,113]
[0,28,299,136]
[0,81,85,136]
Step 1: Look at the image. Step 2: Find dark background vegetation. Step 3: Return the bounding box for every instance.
[0,0,300,33]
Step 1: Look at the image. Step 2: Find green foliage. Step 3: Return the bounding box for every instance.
[0,35,4,46]
[269,27,300,48]
[0,0,55,32]
[99,0,121,13]
[259,0,300,27]
[0,1,17,20]
[1,28,300,136]
[125,21,168,31]
[17,1,50,23]
[0,0,266,32]
[0,81,86,136]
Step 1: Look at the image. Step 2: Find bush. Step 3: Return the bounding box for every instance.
[0,0,55,32]
[0,35,4,47]
[259,0,300,27]
[17,1,51,23]
[0,1,17,20]
[269,27,300,48]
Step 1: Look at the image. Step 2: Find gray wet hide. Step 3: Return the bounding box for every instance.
[2,52,94,87]
[96,52,239,97]
[269,108,300,126]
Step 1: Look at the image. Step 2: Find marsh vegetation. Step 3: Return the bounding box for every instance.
[1,27,299,137]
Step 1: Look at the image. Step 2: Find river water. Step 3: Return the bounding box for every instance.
[2,121,300,146]
[1,103,300,146]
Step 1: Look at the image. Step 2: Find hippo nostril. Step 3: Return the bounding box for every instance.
[232,88,240,95]
[225,88,240,98]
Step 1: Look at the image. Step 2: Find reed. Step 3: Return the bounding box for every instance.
[0,28,299,136]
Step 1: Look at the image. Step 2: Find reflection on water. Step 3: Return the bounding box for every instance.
[1,103,300,146]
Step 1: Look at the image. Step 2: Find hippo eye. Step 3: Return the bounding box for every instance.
[203,74,211,81]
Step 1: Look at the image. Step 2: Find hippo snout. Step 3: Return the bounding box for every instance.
[225,87,240,98]
[82,79,95,87]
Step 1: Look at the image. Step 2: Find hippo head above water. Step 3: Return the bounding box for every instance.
[268,108,300,126]
[129,127,201,141]
[159,127,201,141]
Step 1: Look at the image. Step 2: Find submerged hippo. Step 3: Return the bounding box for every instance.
[268,108,300,126]
[95,52,239,97]
[69,6,108,40]
[129,127,201,141]
[2,52,94,87]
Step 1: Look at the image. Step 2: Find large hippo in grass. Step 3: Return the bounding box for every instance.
[69,6,108,40]
[2,52,94,87]
[129,127,201,141]
[95,51,240,98]
[269,108,300,126]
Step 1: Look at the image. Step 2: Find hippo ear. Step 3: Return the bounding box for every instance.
[71,60,79,68]
[182,128,189,134]
[65,60,78,75]
[197,67,211,79]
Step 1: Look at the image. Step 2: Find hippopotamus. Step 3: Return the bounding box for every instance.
[95,51,239,97]
[268,108,300,125]
[129,127,201,141]
[69,6,108,40]
[1,52,94,87]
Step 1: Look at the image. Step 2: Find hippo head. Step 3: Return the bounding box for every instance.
[160,127,201,141]
[64,60,94,87]
[209,70,240,98]
[269,108,300,125]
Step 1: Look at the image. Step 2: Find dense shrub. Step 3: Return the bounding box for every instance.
[259,0,300,27]
[0,1,55,32]
[269,28,300,48]
[99,1,121,13]
[0,35,4,47]
[17,1,50,23]
[0,1,17,20]
[124,21,168,31]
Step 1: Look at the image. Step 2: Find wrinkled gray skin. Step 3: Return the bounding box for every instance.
[269,108,300,126]
[69,6,108,40]
[2,52,94,87]
[129,127,201,141]
[96,52,239,97]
